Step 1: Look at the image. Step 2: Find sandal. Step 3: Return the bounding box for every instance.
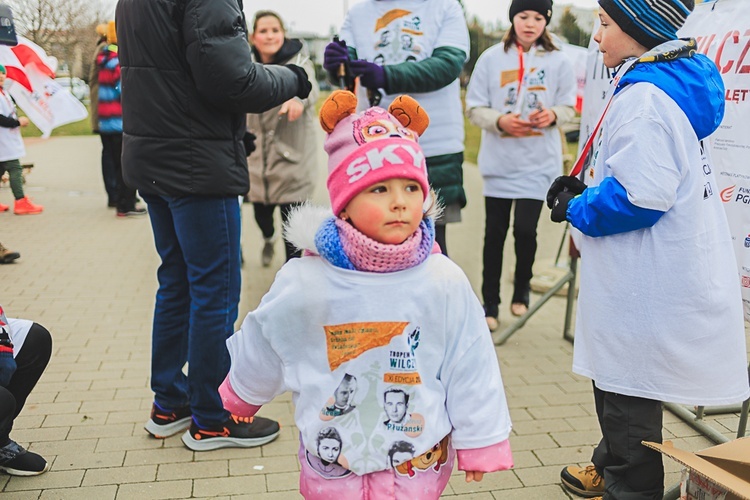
[510,303,528,317]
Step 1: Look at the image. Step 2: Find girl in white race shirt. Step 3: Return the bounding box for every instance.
[465,0,576,331]
[220,91,513,499]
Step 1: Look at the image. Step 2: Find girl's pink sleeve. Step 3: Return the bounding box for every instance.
[456,439,513,472]
[219,376,262,417]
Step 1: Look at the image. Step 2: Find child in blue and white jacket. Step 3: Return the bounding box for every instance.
[547,1,750,498]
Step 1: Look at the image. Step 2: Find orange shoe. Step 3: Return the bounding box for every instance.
[13,197,43,215]
[0,203,8,212]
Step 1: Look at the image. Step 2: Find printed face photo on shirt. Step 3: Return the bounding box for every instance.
[383,388,409,424]
[377,30,392,48]
[388,440,415,468]
[372,9,424,63]
[400,34,413,50]
[333,374,356,408]
[305,427,352,479]
[317,427,342,463]
[321,373,358,418]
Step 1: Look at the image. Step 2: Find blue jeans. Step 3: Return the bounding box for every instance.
[142,193,242,427]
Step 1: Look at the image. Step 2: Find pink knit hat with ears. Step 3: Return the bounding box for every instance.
[319,90,431,216]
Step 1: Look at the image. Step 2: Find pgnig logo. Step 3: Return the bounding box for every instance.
[720,185,735,202]
[721,185,750,204]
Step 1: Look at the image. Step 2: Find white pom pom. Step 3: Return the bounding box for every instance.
[283,203,334,253]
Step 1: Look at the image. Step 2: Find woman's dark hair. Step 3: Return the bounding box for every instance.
[252,10,286,33]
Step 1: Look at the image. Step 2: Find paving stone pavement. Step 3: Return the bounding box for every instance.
[0,135,747,499]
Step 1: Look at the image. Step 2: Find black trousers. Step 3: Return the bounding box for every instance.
[0,323,52,446]
[252,202,299,261]
[101,134,137,213]
[481,197,543,317]
[592,383,664,500]
[99,134,119,204]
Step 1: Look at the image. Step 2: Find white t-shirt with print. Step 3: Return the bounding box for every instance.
[0,90,25,162]
[340,0,469,157]
[227,254,511,475]
[573,82,750,405]
[465,43,576,200]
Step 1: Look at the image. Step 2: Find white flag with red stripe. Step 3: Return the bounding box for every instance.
[0,36,85,137]
[8,63,87,138]
[10,36,57,76]
[0,44,32,91]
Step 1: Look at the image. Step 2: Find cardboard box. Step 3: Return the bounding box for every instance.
[643,438,750,500]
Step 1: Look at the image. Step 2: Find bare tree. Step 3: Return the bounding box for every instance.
[7,0,109,78]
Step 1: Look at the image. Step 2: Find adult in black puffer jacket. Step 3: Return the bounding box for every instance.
[115,0,312,452]
[117,0,309,196]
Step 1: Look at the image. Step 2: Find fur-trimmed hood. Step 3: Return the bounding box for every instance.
[283,203,333,255]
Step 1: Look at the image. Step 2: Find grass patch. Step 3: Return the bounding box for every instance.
[464,119,481,165]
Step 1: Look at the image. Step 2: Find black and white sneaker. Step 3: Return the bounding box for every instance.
[144,402,192,438]
[0,440,49,476]
[181,414,280,451]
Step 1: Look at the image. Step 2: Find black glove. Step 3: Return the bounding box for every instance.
[242,131,256,157]
[285,64,312,100]
[546,175,587,209]
[550,191,576,223]
[323,39,350,74]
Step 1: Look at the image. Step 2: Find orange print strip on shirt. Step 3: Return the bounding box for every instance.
[324,321,408,371]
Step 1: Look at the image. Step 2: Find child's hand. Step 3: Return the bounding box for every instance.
[497,113,532,137]
[279,99,304,122]
[18,117,29,127]
[528,108,555,129]
[465,471,484,483]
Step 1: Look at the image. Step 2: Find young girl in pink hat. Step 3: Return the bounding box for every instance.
[220,90,513,499]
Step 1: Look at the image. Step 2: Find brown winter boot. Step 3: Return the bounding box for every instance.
[561,465,605,497]
[0,242,20,263]
[13,196,43,215]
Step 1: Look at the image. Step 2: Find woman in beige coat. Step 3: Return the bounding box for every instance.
[247,11,320,266]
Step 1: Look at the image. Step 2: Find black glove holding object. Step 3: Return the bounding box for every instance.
[242,131,256,157]
[546,175,587,223]
[550,191,576,223]
[285,64,312,99]
[546,175,587,208]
